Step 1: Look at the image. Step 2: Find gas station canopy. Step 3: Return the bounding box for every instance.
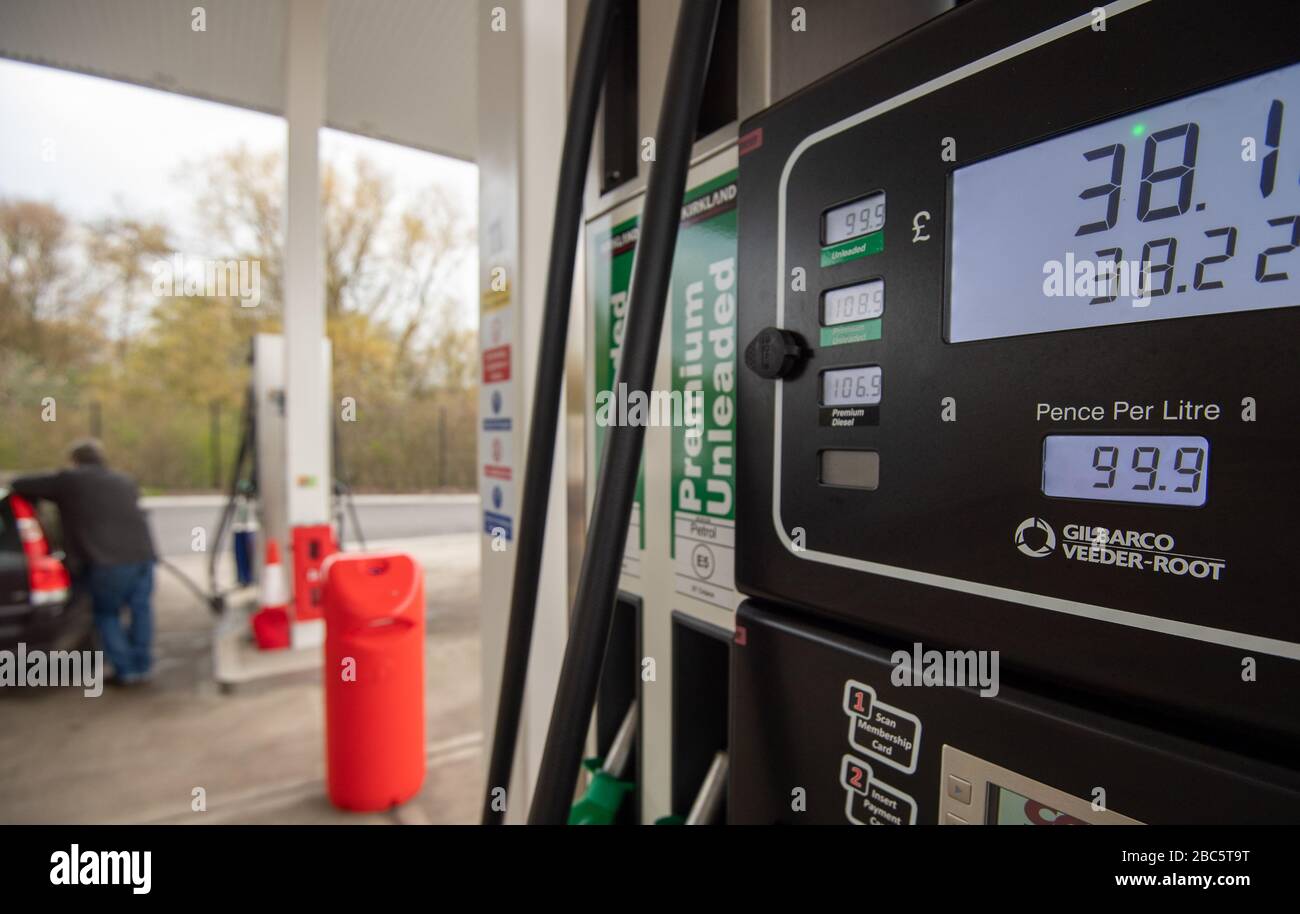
[0,0,477,161]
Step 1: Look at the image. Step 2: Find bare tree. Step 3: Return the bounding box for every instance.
[0,199,102,377]
[85,215,171,362]
[189,144,474,382]
[1,145,479,492]
[190,146,285,312]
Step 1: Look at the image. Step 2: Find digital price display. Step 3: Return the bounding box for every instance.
[823,191,886,245]
[949,61,1300,342]
[823,279,884,326]
[1042,435,1209,507]
[822,365,882,406]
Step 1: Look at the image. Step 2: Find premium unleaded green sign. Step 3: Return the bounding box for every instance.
[671,170,738,611]
[589,214,645,578]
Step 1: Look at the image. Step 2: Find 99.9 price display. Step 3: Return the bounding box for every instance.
[823,191,886,245]
[1042,435,1209,507]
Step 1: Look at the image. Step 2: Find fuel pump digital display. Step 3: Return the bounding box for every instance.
[823,279,884,326]
[821,365,882,406]
[949,60,1300,343]
[988,785,1087,826]
[822,191,886,245]
[1042,435,1209,507]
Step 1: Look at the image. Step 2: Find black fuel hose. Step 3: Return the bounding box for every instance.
[481,0,622,824]
[332,420,366,550]
[206,386,255,613]
[528,0,722,825]
[157,556,220,611]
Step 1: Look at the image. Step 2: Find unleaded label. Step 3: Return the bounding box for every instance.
[820,230,884,267]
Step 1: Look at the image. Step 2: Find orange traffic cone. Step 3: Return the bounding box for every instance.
[251,539,291,650]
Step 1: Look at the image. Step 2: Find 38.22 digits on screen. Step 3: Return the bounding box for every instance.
[1074,101,1297,304]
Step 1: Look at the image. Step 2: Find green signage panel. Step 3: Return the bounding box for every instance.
[589,214,646,572]
[820,318,883,347]
[670,170,739,611]
[819,230,884,267]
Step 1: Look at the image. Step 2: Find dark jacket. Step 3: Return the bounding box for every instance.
[10,465,156,568]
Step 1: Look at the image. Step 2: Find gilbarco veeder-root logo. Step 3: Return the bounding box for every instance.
[1014,517,1056,557]
[1013,517,1226,580]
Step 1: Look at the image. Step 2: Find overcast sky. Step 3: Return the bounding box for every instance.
[0,57,478,327]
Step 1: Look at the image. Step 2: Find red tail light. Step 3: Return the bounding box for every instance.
[9,495,70,605]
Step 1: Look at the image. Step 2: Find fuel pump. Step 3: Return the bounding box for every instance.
[489,0,1300,827]
[207,334,367,686]
[732,0,1300,823]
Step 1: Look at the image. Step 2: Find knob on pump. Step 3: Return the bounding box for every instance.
[745,327,806,380]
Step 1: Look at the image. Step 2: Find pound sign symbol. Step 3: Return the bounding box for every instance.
[912,211,931,243]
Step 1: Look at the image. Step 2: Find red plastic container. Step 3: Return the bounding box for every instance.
[322,551,425,811]
[250,607,291,650]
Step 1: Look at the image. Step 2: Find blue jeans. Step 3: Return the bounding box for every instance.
[88,562,155,680]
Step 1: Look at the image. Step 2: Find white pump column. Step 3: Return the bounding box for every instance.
[282,0,331,536]
[477,0,571,822]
